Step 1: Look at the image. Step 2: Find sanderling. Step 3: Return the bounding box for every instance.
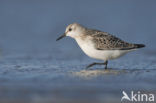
[56,23,145,69]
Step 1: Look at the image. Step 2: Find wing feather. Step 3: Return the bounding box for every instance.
[85,29,136,50]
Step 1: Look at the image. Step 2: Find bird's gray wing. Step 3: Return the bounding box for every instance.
[86,29,136,50]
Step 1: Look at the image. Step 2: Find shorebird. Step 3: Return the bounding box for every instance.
[56,23,145,69]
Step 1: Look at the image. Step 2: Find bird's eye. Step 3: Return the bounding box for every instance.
[69,28,72,31]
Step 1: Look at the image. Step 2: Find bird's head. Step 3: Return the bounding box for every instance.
[56,23,85,41]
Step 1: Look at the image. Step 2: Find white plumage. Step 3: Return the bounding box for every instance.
[75,37,134,61]
[56,23,145,69]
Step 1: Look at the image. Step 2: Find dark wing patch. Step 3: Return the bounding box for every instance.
[86,29,136,50]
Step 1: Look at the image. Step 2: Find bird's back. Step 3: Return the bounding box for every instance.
[85,29,145,50]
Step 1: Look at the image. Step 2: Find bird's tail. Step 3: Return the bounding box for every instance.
[134,44,145,48]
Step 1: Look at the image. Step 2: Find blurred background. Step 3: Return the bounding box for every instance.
[0,0,155,57]
[0,0,156,103]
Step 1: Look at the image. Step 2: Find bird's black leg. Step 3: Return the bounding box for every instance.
[86,62,105,69]
[104,60,108,69]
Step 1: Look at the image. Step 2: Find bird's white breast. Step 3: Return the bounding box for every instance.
[75,37,132,61]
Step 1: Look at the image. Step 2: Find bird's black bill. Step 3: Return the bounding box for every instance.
[56,33,66,41]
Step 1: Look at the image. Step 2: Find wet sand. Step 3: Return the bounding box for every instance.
[0,52,155,103]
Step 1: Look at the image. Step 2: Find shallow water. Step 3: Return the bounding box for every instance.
[0,52,156,103]
[0,0,156,103]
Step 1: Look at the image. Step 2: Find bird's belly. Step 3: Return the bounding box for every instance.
[82,47,129,60]
[76,39,130,61]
